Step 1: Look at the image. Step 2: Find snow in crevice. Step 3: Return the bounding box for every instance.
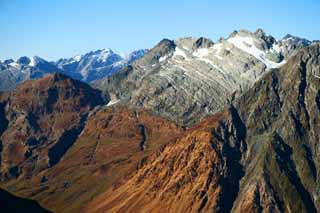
[173,47,188,59]
[29,56,45,67]
[159,55,168,62]
[227,35,284,68]
[158,72,203,103]
[9,62,20,69]
[107,98,120,106]
[73,54,82,62]
[97,49,113,62]
[192,48,225,75]
[212,43,223,53]
[313,74,320,79]
[272,43,282,54]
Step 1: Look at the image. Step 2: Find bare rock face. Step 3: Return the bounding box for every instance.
[86,44,320,212]
[0,73,104,180]
[193,37,214,49]
[98,29,312,126]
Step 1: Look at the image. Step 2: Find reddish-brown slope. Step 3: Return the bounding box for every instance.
[85,108,246,213]
[0,73,104,179]
[1,105,183,212]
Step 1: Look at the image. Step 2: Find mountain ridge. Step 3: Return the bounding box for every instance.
[0,29,319,213]
[98,28,314,126]
[0,48,147,91]
[86,42,320,213]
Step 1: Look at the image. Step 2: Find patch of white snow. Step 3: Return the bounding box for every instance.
[107,99,120,106]
[228,35,284,68]
[173,47,188,59]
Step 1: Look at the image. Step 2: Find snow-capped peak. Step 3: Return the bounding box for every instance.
[97,48,114,62]
[29,56,46,67]
[73,54,82,62]
[227,34,285,68]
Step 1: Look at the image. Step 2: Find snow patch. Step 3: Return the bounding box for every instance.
[73,54,82,62]
[313,74,320,79]
[107,99,120,106]
[192,46,225,74]
[9,62,20,69]
[272,43,282,53]
[196,58,225,74]
[173,47,188,59]
[193,48,209,58]
[159,55,168,62]
[227,35,283,68]
[97,49,113,62]
[29,56,45,67]
[212,43,223,53]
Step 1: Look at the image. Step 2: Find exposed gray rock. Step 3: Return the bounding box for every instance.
[98,29,314,126]
[193,37,214,49]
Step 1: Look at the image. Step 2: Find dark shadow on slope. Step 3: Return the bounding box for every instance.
[0,102,8,136]
[48,116,87,167]
[316,90,320,111]
[273,134,317,213]
[138,124,146,151]
[0,102,8,167]
[302,144,317,180]
[210,106,247,213]
[48,127,83,167]
[0,188,50,213]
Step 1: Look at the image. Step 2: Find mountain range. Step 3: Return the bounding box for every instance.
[0,48,147,91]
[0,29,319,213]
[98,29,314,125]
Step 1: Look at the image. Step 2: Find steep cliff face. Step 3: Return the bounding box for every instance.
[0,73,104,180]
[233,43,320,212]
[86,44,320,212]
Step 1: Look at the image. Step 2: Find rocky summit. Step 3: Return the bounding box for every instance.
[98,29,313,126]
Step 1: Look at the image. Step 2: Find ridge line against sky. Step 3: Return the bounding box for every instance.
[0,0,319,61]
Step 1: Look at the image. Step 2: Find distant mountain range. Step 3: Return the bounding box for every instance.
[0,48,147,90]
[54,48,147,82]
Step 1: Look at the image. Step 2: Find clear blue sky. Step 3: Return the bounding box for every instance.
[0,0,319,61]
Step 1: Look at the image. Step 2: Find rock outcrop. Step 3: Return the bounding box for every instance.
[98,29,312,126]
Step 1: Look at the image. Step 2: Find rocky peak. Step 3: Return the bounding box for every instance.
[125,49,149,63]
[17,56,31,65]
[281,34,311,46]
[193,37,214,49]
[3,59,14,65]
[255,28,276,48]
[154,39,176,55]
[134,39,176,67]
